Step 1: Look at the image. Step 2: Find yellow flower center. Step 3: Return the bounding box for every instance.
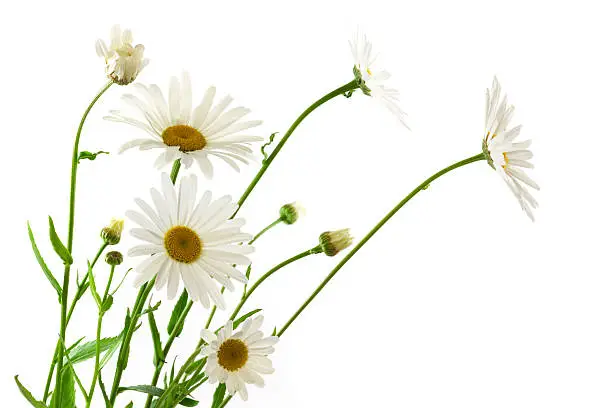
[161,125,207,152]
[217,339,249,372]
[164,226,202,263]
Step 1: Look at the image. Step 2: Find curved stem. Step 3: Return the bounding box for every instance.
[233,80,358,216]
[54,81,113,407]
[277,153,486,337]
[229,246,321,321]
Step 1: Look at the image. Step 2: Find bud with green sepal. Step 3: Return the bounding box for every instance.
[279,202,305,225]
[318,229,353,257]
[101,218,124,245]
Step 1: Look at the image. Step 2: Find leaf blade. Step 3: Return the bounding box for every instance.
[48,216,73,265]
[27,222,62,298]
[14,376,48,408]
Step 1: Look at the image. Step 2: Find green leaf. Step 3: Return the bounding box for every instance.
[185,357,206,375]
[211,384,226,408]
[168,290,189,335]
[49,367,76,408]
[67,335,122,365]
[100,331,125,369]
[87,261,102,309]
[140,300,162,316]
[48,216,73,265]
[260,132,278,162]
[148,306,164,365]
[102,295,114,312]
[27,222,62,298]
[78,150,109,163]
[14,376,48,408]
[118,385,199,407]
[215,309,262,334]
[125,403,134,408]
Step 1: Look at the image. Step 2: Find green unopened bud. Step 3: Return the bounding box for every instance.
[279,202,305,225]
[105,251,123,266]
[101,218,124,245]
[319,229,353,257]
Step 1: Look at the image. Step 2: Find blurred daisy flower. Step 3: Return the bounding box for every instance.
[482,77,539,220]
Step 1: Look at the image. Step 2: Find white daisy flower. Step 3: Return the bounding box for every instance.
[127,173,253,308]
[349,31,409,128]
[95,25,148,85]
[482,77,539,221]
[105,72,263,178]
[200,316,278,401]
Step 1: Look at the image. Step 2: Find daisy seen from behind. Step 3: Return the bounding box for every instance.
[200,316,278,401]
[95,24,148,85]
[106,72,263,178]
[127,173,253,308]
[350,31,409,128]
[482,77,539,221]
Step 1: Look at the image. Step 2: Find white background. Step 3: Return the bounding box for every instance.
[1,0,611,407]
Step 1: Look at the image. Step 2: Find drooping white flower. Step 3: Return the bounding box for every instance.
[200,316,278,401]
[95,25,148,85]
[350,31,409,128]
[482,77,539,221]
[127,173,253,308]
[105,72,263,178]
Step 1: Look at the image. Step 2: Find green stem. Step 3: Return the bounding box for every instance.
[54,81,113,407]
[277,153,486,337]
[233,80,359,215]
[108,280,155,405]
[229,246,321,321]
[43,242,108,402]
[219,395,232,408]
[86,264,116,407]
[252,218,282,243]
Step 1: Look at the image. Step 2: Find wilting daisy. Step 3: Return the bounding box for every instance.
[95,25,148,85]
[127,173,253,308]
[200,316,278,400]
[482,77,539,221]
[350,31,408,128]
[105,72,262,178]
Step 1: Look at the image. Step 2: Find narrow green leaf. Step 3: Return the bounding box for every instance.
[67,335,121,365]
[27,222,62,298]
[261,132,278,162]
[48,216,73,265]
[78,150,109,163]
[185,357,206,375]
[49,366,76,408]
[167,290,189,335]
[100,331,125,369]
[87,261,102,309]
[118,385,199,406]
[148,306,164,365]
[211,383,226,408]
[14,376,48,408]
[125,403,134,408]
[140,300,162,316]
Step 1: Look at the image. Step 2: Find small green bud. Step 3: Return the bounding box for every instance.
[101,218,124,245]
[279,202,305,225]
[105,251,124,266]
[319,229,353,257]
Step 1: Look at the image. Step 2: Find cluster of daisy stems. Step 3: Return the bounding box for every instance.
[16,25,539,408]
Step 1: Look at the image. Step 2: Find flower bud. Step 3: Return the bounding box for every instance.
[318,229,353,257]
[105,251,124,266]
[279,202,305,225]
[101,218,124,245]
[95,25,148,86]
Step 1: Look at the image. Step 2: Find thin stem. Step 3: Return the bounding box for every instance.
[229,246,321,321]
[108,280,155,405]
[54,81,113,407]
[233,80,359,215]
[219,395,232,408]
[277,153,486,337]
[44,242,108,402]
[86,264,116,407]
